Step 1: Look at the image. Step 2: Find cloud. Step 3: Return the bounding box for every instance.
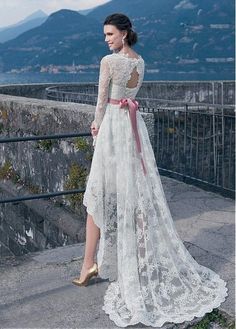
[174,0,198,10]
[0,0,111,28]
[44,0,105,12]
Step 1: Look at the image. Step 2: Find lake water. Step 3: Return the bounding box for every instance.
[0,72,98,85]
[0,71,233,85]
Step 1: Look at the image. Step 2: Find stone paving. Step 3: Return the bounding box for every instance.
[0,176,235,328]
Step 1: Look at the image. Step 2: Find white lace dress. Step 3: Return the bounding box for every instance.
[83,52,228,327]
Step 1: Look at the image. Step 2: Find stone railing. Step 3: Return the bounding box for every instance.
[0,80,235,104]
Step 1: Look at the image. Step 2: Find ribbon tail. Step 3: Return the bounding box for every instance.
[141,158,147,175]
[127,99,147,176]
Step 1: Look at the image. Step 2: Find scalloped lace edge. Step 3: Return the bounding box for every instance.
[102,277,228,328]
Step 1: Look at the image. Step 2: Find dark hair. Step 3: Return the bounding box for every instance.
[103,13,138,46]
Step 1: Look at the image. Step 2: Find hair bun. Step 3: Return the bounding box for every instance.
[127,29,138,46]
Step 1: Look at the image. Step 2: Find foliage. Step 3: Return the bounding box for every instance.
[36,139,55,151]
[74,137,90,152]
[64,162,88,208]
[0,161,21,183]
[74,136,93,161]
[0,160,42,194]
[190,309,235,329]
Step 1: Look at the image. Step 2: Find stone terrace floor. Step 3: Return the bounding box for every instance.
[0,176,235,329]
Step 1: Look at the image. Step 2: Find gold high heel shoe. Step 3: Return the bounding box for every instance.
[72,262,98,287]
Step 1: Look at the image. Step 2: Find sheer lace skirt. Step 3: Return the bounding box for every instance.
[83,104,228,327]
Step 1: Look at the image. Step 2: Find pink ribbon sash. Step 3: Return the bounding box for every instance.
[108,97,147,175]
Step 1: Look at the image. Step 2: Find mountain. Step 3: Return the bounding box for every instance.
[77,8,94,15]
[88,0,234,68]
[0,9,105,71]
[20,10,47,23]
[0,1,234,79]
[0,10,48,43]
[0,10,46,31]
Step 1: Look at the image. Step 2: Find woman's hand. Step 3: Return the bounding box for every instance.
[90,121,99,137]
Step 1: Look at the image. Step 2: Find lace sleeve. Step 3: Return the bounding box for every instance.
[94,56,112,128]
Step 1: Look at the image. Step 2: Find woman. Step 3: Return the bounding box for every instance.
[72,13,228,328]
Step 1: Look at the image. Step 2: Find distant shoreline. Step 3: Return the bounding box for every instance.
[0,71,234,85]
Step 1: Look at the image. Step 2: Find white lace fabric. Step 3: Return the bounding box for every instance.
[94,53,144,128]
[83,52,228,327]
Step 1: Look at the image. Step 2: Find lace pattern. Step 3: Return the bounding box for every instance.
[94,53,145,130]
[83,53,228,327]
[94,56,112,128]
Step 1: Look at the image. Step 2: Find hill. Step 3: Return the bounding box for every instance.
[88,0,234,69]
[0,10,105,71]
[0,1,234,79]
[0,10,48,43]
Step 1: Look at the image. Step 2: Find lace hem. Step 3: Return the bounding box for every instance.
[82,198,118,282]
[102,276,228,328]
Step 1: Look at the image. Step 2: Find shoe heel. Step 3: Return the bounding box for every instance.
[83,272,97,286]
[72,263,99,287]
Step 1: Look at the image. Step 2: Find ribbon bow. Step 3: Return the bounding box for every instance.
[119,98,147,175]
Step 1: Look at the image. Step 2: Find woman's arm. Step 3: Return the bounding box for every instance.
[93,56,112,129]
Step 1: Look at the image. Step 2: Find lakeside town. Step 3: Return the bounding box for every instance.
[8,62,100,74]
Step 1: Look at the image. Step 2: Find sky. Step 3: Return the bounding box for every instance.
[0,0,111,28]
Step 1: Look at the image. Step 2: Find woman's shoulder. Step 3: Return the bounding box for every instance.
[102,52,144,63]
[99,54,115,68]
[99,53,144,74]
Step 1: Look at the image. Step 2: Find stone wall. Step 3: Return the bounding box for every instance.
[0,83,54,99]
[0,180,85,257]
[0,95,94,256]
[139,81,235,105]
[0,81,234,105]
[0,83,97,100]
